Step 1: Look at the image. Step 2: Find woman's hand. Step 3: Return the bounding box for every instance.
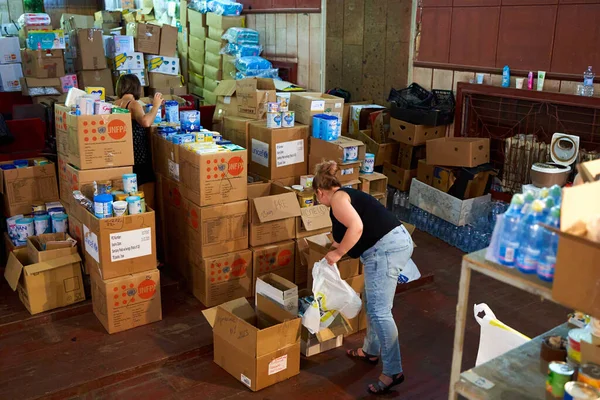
[325,249,343,266]
[153,92,163,107]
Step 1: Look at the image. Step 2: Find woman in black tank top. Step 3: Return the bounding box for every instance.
[313,160,414,395]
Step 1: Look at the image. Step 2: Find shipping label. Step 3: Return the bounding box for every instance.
[268,355,288,375]
[276,139,304,167]
[251,138,269,167]
[168,159,180,181]
[83,224,100,263]
[109,227,152,262]
[310,100,325,111]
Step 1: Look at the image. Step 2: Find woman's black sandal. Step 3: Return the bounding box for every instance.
[346,349,379,365]
[367,373,405,395]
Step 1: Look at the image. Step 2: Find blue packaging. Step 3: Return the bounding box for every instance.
[146,103,162,123]
[235,56,272,73]
[321,115,340,141]
[171,134,196,144]
[222,27,260,44]
[502,65,510,88]
[208,0,243,16]
[312,114,325,139]
[158,126,178,137]
[165,100,180,123]
[180,110,202,132]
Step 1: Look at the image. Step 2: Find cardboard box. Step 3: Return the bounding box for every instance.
[432,166,457,193]
[21,50,65,78]
[26,233,78,263]
[110,51,144,70]
[189,35,205,54]
[205,37,226,55]
[188,9,207,34]
[5,248,85,315]
[206,12,246,30]
[397,143,426,170]
[359,172,388,196]
[0,159,59,216]
[306,233,360,288]
[72,29,107,71]
[105,35,135,57]
[252,241,295,291]
[417,159,435,185]
[91,268,162,334]
[148,86,187,96]
[214,78,277,120]
[248,122,309,180]
[60,164,133,209]
[552,181,600,317]
[147,72,181,88]
[4,232,24,264]
[248,183,302,247]
[309,136,366,167]
[189,25,207,40]
[426,137,490,168]
[145,55,180,76]
[0,37,22,64]
[0,64,23,92]
[289,92,345,126]
[255,273,298,315]
[294,238,309,285]
[208,26,227,41]
[383,163,417,192]
[205,77,219,93]
[73,203,157,280]
[95,11,122,23]
[205,52,223,70]
[188,52,205,72]
[408,178,491,226]
[20,77,63,96]
[77,69,115,97]
[223,116,252,149]
[223,55,236,80]
[190,249,253,307]
[188,71,204,89]
[135,23,161,54]
[202,295,301,392]
[307,155,360,184]
[59,104,132,169]
[302,333,343,357]
[151,134,248,206]
[159,24,178,57]
[67,212,86,269]
[204,89,217,105]
[60,14,94,31]
[295,204,332,239]
[347,129,398,167]
[204,64,223,81]
[389,119,446,145]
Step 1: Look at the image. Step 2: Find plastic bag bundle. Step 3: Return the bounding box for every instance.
[222,27,260,45]
[208,0,243,16]
[302,259,362,334]
[221,43,262,58]
[235,68,279,80]
[18,13,51,26]
[188,0,209,12]
[235,56,272,73]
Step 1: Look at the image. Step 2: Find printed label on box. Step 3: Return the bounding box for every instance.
[241,374,252,387]
[83,224,100,263]
[311,100,325,111]
[224,96,232,104]
[109,228,152,262]
[276,139,304,167]
[168,159,180,181]
[251,138,269,167]
[268,355,288,375]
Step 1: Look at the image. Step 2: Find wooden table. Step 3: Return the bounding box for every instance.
[448,250,558,400]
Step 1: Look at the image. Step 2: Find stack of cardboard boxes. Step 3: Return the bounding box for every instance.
[61,14,96,75]
[105,34,148,89]
[71,28,114,97]
[185,8,206,97]
[0,37,23,93]
[94,10,123,35]
[55,104,161,334]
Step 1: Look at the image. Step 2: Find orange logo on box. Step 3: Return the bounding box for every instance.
[107,119,127,140]
[278,249,292,267]
[138,279,157,299]
[230,258,248,277]
[228,156,244,177]
[171,187,181,207]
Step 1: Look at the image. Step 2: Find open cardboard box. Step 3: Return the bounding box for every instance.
[214,78,276,121]
[289,92,345,126]
[255,273,298,316]
[27,233,77,263]
[552,180,600,317]
[251,241,296,292]
[203,294,301,391]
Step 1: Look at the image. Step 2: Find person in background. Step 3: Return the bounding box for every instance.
[114,74,162,209]
[312,160,414,395]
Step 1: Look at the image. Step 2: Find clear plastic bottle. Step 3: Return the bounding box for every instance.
[515,200,546,274]
[497,194,525,267]
[548,184,562,207]
[537,206,560,282]
[521,191,536,215]
[584,66,595,97]
[392,190,401,216]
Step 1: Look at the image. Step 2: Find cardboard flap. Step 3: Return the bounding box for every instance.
[256,293,296,323]
[561,180,600,232]
[213,305,258,356]
[24,253,81,275]
[300,205,332,232]
[305,233,332,254]
[4,250,27,291]
[214,80,237,96]
[236,78,276,93]
[202,297,253,328]
[253,192,302,223]
[578,159,600,183]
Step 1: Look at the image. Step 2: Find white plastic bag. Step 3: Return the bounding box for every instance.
[302,259,363,334]
[474,303,530,366]
[398,259,421,284]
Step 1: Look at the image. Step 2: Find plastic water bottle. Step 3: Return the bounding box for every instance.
[393,190,401,215]
[521,191,535,215]
[537,206,560,282]
[515,200,546,274]
[583,66,595,97]
[542,197,555,217]
[548,184,562,206]
[497,194,525,267]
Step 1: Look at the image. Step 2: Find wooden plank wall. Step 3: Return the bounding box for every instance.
[246,12,323,91]
[325,0,413,105]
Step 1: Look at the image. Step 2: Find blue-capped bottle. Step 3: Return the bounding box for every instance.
[515,200,546,274]
[548,184,562,207]
[537,206,560,282]
[502,65,511,88]
[497,194,525,266]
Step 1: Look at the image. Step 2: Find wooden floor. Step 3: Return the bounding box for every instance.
[0,231,568,400]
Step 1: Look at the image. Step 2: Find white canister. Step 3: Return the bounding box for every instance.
[361,153,375,174]
[267,112,282,129]
[281,111,295,128]
[127,196,142,215]
[343,146,359,162]
[7,215,23,239]
[123,173,138,194]
[15,217,34,243]
[51,213,68,233]
[34,215,51,235]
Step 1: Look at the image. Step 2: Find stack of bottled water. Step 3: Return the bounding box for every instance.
[495,185,562,282]
[388,187,507,253]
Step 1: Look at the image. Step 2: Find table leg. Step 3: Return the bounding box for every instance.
[448,261,472,400]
